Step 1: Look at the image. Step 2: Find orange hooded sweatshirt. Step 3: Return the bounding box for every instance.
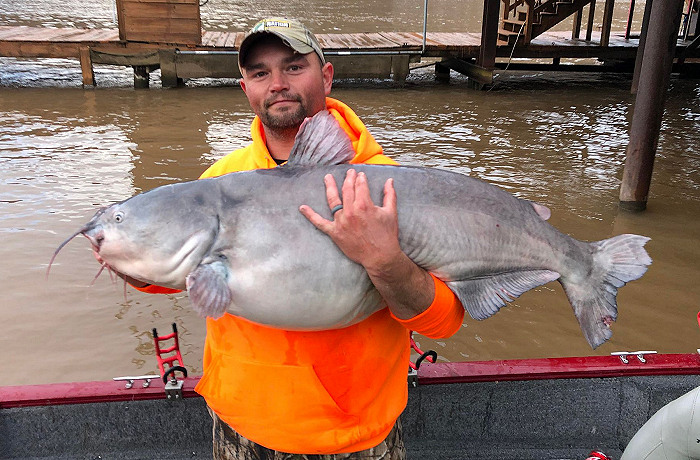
[145,98,464,454]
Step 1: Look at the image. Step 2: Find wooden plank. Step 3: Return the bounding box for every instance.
[233,32,246,48]
[0,26,44,40]
[224,32,238,48]
[124,31,200,44]
[121,17,200,44]
[120,1,199,19]
[119,0,198,3]
[122,17,200,31]
[213,31,230,48]
[200,31,218,46]
[0,41,81,58]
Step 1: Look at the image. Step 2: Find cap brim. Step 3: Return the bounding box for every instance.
[239,31,315,68]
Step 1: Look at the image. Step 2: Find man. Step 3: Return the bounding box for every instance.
[139,18,464,459]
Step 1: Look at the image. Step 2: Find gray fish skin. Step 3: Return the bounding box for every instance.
[66,112,651,349]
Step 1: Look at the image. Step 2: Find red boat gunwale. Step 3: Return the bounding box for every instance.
[2,353,699,409]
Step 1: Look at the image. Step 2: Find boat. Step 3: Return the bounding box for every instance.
[2,349,699,459]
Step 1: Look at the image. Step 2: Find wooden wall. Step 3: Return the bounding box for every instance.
[116,0,201,45]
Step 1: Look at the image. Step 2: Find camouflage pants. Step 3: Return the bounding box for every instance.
[209,409,406,460]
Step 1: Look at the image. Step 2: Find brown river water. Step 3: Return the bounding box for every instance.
[1,1,699,386]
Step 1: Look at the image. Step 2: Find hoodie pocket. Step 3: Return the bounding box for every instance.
[195,352,361,452]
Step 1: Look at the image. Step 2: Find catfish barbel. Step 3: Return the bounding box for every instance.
[50,111,651,349]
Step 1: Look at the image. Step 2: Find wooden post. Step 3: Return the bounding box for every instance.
[601,0,615,46]
[478,0,500,70]
[625,0,636,39]
[79,47,95,87]
[586,0,597,41]
[572,10,582,39]
[631,0,654,94]
[619,0,684,211]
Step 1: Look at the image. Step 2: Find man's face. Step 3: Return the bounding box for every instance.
[240,36,333,133]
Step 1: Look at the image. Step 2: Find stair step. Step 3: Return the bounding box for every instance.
[502,19,525,32]
[498,28,524,46]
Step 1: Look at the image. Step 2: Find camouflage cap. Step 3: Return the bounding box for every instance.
[238,18,326,69]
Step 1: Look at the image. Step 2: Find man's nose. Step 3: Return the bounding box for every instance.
[269,70,290,91]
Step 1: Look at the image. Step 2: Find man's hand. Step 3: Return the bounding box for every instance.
[299,169,434,319]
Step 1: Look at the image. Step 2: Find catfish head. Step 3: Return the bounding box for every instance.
[49,183,221,290]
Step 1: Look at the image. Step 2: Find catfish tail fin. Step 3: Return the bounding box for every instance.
[562,234,651,349]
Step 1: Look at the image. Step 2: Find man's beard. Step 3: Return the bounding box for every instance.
[260,93,307,132]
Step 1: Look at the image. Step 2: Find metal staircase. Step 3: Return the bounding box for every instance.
[499,0,594,46]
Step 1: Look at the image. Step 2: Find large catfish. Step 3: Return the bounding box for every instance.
[51,111,651,348]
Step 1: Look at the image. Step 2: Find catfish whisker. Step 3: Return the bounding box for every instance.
[46,225,89,279]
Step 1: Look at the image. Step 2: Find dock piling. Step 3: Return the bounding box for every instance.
[133,65,149,88]
[619,0,684,211]
[79,47,95,87]
[159,49,183,88]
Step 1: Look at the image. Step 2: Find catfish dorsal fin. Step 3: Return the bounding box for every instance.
[286,110,356,166]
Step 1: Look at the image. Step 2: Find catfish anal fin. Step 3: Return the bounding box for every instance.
[447,270,560,320]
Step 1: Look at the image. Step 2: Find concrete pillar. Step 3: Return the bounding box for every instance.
[435,62,450,82]
[158,49,183,88]
[391,55,410,82]
[619,0,684,211]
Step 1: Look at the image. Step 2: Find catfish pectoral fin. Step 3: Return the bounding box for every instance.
[186,262,232,319]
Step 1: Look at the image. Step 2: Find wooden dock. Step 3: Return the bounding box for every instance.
[1,25,698,87]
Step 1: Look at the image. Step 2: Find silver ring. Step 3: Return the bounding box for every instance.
[330,204,343,215]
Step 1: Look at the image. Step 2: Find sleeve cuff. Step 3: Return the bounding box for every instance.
[391,274,464,339]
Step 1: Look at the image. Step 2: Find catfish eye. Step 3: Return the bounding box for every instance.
[114,211,125,223]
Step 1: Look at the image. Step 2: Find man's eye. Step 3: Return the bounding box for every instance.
[288,65,301,71]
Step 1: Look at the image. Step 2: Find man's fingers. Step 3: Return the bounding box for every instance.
[341,169,357,207]
[354,171,373,206]
[323,174,341,208]
[299,205,334,234]
[383,178,397,212]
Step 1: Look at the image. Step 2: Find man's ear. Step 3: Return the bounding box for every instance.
[240,77,247,94]
[322,62,334,96]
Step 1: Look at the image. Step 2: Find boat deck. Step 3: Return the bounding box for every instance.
[0,25,650,59]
